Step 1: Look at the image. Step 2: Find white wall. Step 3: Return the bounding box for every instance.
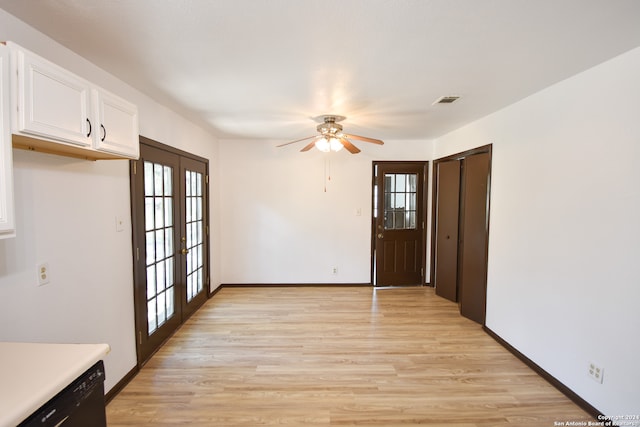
[5,4,637,416]
[219,138,433,284]
[434,47,640,415]
[0,9,219,393]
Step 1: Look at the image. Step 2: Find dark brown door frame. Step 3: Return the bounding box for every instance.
[371,161,429,286]
[430,144,492,324]
[130,136,211,366]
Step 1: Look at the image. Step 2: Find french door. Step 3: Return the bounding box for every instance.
[130,138,209,364]
[372,161,428,286]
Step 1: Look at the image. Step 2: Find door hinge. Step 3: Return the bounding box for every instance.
[421,268,424,277]
[206,225,209,236]
[205,175,209,184]
[136,247,139,261]
[133,161,137,175]
[138,331,142,345]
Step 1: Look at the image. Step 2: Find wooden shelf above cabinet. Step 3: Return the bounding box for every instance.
[12,134,131,161]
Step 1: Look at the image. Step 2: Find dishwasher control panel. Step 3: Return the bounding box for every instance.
[18,361,106,427]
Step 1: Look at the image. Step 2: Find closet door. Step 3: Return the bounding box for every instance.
[433,160,460,302]
[458,152,491,324]
[431,145,491,325]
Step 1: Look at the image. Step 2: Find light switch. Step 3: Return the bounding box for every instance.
[115,216,125,232]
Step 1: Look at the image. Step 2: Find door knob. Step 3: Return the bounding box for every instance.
[377,233,384,239]
[181,248,189,255]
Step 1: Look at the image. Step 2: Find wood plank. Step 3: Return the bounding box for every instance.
[107,286,592,426]
[12,134,127,160]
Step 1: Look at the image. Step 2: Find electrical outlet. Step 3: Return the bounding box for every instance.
[332,267,338,275]
[588,361,604,384]
[37,262,50,286]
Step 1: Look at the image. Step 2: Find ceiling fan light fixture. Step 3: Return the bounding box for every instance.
[329,137,343,152]
[315,137,330,152]
[277,114,383,154]
[315,137,343,152]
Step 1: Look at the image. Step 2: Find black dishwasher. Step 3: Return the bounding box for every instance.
[18,360,106,427]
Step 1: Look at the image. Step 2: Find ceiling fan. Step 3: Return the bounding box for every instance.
[276,115,384,154]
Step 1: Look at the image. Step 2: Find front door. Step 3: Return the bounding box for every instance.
[130,138,209,364]
[373,162,427,286]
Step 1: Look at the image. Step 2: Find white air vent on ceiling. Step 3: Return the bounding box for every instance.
[433,96,460,104]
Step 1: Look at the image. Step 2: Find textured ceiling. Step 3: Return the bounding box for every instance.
[1,0,640,143]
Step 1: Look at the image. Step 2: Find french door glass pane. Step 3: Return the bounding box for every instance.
[146,266,155,303]
[408,174,417,191]
[185,170,204,302]
[144,160,176,335]
[384,173,418,230]
[147,300,156,332]
[166,286,174,318]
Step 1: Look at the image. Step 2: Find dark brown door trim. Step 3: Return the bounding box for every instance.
[139,136,208,163]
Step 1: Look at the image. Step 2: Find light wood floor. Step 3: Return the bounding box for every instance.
[107,286,592,426]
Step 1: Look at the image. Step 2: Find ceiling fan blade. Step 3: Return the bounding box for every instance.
[300,140,317,152]
[343,133,384,145]
[276,135,317,147]
[340,138,361,154]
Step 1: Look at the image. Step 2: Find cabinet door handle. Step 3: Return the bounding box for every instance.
[86,118,92,137]
[100,124,106,142]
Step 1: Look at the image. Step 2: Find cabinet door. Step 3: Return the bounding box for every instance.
[92,88,139,159]
[0,45,15,238]
[15,47,93,147]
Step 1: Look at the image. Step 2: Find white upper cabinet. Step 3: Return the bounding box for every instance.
[13,45,93,147]
[0,44,15,239]
[92,88,139,158]
[8,42,139,160]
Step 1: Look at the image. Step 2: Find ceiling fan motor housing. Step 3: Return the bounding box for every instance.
[316,116,344,136]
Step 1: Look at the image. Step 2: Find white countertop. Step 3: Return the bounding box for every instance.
[0,342,110,427]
